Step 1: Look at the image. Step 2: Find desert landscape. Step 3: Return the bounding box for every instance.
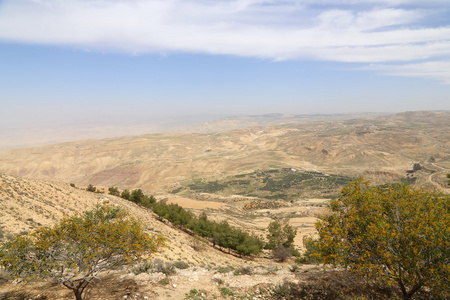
[1,111,449,299]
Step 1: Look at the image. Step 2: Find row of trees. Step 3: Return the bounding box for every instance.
[107,186,298,258]
[109,186,266,256]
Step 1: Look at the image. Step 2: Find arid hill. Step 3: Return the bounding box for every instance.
[1,174,360,300]
[1,111,449,196]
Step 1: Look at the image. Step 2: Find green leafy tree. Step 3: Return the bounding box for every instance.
[86,184,96,192]
[236,234,263,257]
[108,186,120,196]
[316,178,450,299]
[120,189,130,200]
[266,220,296,250]
[0,205,165,300]
[447,173,450,186]
[130,189,145,204]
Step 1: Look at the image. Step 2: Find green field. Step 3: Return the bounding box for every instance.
[172,168,355,200]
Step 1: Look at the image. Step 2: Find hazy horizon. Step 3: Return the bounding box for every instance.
[1,0,449,149]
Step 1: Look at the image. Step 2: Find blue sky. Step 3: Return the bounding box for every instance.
[0,0,450,147]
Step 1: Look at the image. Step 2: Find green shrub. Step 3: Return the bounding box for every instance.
[219,287,234,296]
[173,261,190,269]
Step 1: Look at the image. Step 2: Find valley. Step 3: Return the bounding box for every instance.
[0,111,449,299]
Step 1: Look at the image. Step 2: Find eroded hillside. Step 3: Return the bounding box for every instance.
[0,174,331,299]
[0,111,449,196]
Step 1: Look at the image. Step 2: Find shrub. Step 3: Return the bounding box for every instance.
[273,245,292,262]
[132,262,153,275]
[86,184,96,192]
[173,261,190,269]
[152,259,175,275]
[298,236,321,264]
[233,266,253,275]
[219,287,234,296]
[108,186,120,196]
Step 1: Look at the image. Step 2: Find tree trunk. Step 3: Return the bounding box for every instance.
[73,289,83,300]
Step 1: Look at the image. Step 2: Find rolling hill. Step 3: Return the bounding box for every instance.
[0,111,449,197]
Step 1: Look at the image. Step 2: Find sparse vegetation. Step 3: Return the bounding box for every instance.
[86,184,96,192]
[0,205,165,300]
[316,178,450,299]
[111,187,265,257]
[295,236,321,264]
[173,260,190,269]
[152,259,175,275]
[177,169,354,200]
[185,289,209,300]
[108,186,120,196]
[219,287,235,297]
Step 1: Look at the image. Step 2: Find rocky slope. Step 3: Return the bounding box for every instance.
[0,111,449,196]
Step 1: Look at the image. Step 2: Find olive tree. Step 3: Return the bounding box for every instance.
[266,220,297,261]
[0,205,165,300]
[316,178,450,299]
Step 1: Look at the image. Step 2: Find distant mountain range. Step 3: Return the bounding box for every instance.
[1,111,449,196]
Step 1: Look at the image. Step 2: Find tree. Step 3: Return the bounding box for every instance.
[236,234,264,257]
[0,205,165,300]
[316,178,450,299]
[108,186,120,196]
[86,184,96,192]
[131,189,145,204]
[266,220,296,250]
[447,173,450,186]
[121,189,130,200]
[266,220,297,261]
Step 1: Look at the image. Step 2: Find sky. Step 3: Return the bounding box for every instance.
[0,0,450,148]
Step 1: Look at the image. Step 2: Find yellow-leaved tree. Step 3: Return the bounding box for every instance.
[316,178,450,299]
[0,205,165,300]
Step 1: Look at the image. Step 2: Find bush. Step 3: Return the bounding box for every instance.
[219,287,234,296]
[273,245,292,262]
[298,236,321,264]
[108,186,120,196]
[86,184,96,192]
[152,259,175,275]
[233,266,253,275]
[132,262,153,275]
[173,261,190,270]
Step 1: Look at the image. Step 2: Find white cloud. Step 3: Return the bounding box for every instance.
[0,0,449,82]
[365,61,450,84]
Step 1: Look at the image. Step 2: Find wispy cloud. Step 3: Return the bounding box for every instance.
[365,61,450,84]
[0,0,449,81]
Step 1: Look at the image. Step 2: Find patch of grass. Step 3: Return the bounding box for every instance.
[216,266,234,274]
[173,261,190,269]
[132,262,153,275]
[219,287,235,297]
[185,289,209,300]
[233,266,253,275]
